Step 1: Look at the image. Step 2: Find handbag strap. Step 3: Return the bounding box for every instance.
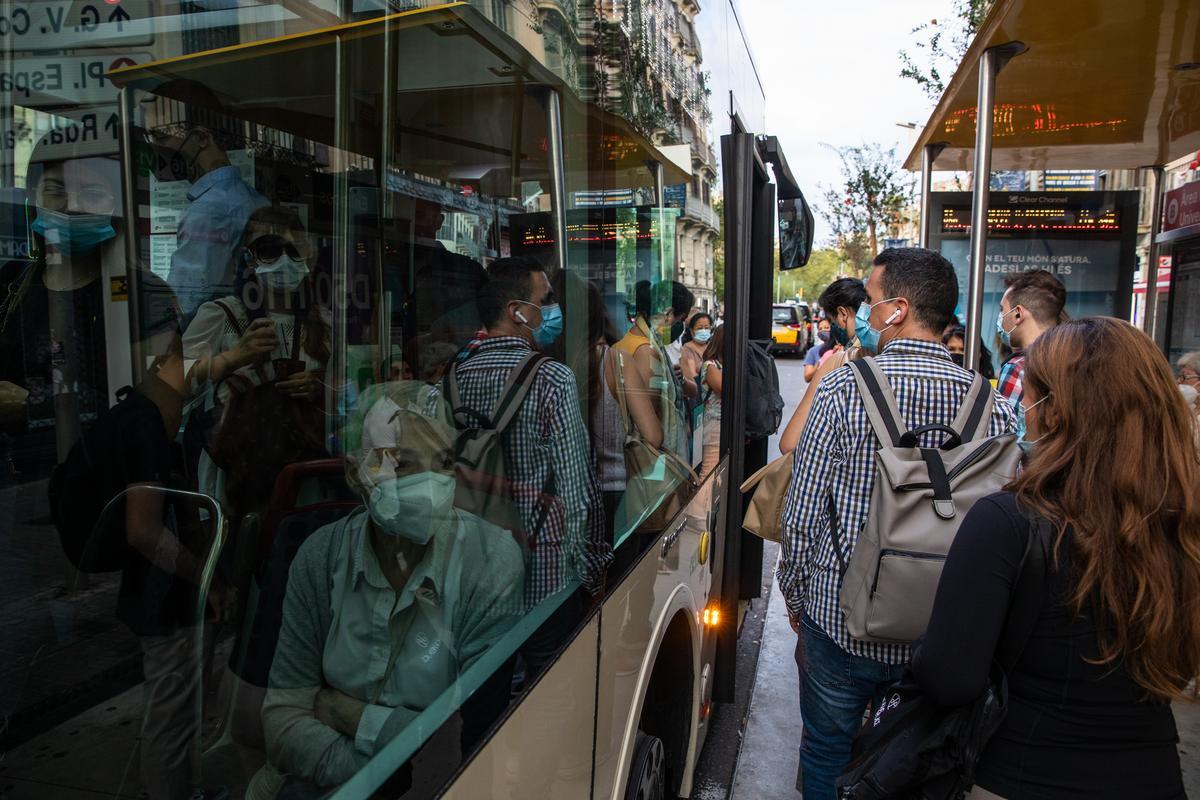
[995,515,1051,672]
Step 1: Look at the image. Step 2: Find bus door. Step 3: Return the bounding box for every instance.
[714,132,812,701]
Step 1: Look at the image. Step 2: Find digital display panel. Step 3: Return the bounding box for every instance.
[928,191,1139,374]
[940,198,1120,235]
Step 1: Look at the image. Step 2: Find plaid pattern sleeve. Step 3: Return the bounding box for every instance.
[777,339,1017,665]
[996,354,1025,404]
[778,371,848,623]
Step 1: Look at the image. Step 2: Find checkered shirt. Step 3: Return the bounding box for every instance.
[451,336,611,607]
[778,338,1018,664]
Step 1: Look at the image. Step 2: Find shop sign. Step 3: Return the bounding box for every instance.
[0,0,153,51]
[0,52,148,106]
[1163,181,1200,234]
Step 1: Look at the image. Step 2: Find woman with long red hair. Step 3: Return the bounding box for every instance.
[912,317,1199,799]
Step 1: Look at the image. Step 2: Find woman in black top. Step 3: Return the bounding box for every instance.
[912,317,1199,800]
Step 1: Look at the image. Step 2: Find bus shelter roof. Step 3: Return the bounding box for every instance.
[903,0,1200,173]
[109,2,688,188]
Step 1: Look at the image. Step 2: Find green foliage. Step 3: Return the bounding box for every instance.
[898,0,994,101]
[773,249,845,304]
[819,142,914,271]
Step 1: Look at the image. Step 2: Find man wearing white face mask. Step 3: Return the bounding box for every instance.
[778,248,1017,800]
[258,403,523,794]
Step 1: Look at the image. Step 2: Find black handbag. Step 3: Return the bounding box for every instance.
[836,517,1052,800]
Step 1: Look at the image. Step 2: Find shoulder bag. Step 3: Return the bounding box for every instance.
[835,516,1052,800]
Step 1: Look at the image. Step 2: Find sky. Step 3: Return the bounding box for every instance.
[736,0,958,245]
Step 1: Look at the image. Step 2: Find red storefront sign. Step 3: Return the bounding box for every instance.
[1163,181,1200,234]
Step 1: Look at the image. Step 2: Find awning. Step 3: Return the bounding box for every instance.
[904,0,1200,172]
[109,2,687,188]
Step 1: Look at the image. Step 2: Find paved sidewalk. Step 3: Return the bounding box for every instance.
[729,564,802,800]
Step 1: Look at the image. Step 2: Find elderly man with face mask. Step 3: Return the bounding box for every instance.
[257,399,524,795]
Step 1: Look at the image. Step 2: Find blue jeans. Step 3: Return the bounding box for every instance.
[795,614,906,800]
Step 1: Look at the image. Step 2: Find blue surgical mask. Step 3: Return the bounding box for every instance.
[855,297,900,354]
[32,209,116,256]
[997,308,1017,348]
[1016,393,1050,455]
[518,301,563,348]
[367,471,457,544]
[254,255,309,292]
[693,328,713,344]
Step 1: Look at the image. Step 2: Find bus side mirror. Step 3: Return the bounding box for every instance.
[778,194,814,270]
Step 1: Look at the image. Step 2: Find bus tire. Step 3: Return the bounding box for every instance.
[624,730,666,800]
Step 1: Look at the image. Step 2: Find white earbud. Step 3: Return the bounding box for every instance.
[885,308,902,325]
[515,309,528,325]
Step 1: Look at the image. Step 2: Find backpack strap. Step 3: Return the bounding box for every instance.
[492,352,550,433]
[848,358,906,448]
[950,372,995,443]
[996,515,1051,672]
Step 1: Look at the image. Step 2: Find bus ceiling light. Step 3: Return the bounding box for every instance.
[702,605,721,626]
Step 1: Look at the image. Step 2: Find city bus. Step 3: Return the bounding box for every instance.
[0,3,810,798]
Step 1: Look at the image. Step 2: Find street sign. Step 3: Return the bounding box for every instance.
[0,0,153,51]
[1,104,120,166]
[0,52,149,106]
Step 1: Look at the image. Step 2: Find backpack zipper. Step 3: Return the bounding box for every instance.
[871,548,946,595]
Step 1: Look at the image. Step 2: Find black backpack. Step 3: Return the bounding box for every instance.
[745,339,784,439]
[47,386,163,573]
[835,518,1051,800]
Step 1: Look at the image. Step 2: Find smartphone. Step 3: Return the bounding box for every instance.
[273,359,306,381]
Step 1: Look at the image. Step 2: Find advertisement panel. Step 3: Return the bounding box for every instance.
[929,191,1140,372]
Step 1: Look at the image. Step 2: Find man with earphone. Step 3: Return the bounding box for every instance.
[776,248,1018,800]
[446,256,611,677]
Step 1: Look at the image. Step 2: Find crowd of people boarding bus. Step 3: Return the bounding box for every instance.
[767,246,1199,800]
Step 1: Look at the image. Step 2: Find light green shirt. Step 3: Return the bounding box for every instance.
[263,507,524,788]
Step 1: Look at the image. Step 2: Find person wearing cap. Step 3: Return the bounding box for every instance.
[257,397,524,794]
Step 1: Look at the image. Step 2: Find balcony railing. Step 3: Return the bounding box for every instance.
[682,194,720,230]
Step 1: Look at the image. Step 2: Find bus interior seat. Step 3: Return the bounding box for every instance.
[221,458,361,751]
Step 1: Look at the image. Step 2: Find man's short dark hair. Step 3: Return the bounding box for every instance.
[873,247,959,333]
[1004,269,1067,326]
[478,256,543,327]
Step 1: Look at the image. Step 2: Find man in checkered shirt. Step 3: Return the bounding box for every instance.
[996,269,1068,440]
[450,256,611,673]
[779,248,1016,800]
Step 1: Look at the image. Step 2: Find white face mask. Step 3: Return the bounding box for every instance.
[254,255,308,291]
[367,471,457,544]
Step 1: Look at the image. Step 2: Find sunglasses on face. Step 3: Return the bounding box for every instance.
[246,235,304,264]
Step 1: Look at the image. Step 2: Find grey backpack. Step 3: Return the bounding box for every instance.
[835,358,1020,644]
[445,352,552,549]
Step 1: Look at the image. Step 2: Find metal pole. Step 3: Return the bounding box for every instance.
[1142,165,1165,344]
[919,144,939,248]
[544,89,568,275]
[965,48,999,373]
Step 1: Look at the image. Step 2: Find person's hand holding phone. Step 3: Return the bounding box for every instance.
[277,369,321,400]
[231,318,277,369]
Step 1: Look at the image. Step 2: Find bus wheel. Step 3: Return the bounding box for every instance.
[625,731,666,800]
